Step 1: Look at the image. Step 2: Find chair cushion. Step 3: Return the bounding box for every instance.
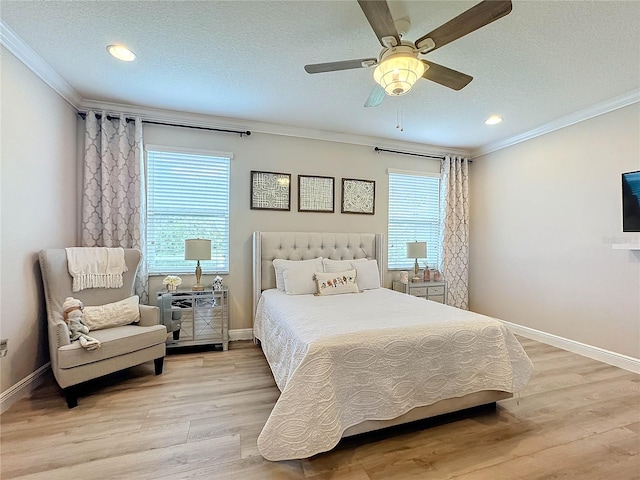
[58,324,167,369]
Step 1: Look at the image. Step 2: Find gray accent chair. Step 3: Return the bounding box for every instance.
[39,248,167,408]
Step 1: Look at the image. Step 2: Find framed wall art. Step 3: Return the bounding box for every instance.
[341,178,376,215]
[298,175,335,213]
[250,170,291,211]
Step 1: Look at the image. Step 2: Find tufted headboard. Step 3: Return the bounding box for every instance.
[252,232,384,315]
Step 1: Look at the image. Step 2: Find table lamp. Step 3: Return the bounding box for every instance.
[406,241,427,282]
[185,238,211,291]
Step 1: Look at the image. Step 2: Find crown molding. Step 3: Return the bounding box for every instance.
[0,20,82,108]
[79,99,470,158]
[472,89,640,158]
[2,18,636,161]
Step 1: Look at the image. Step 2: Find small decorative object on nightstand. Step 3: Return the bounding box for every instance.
[212,275,224,291]
[185,238,211,291]
[406,241,427,282]
[162,275,182,292]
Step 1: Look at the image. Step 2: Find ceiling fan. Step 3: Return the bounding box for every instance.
[304,0,512,107]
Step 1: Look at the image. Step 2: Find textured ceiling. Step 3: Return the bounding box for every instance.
[1,0,639,152]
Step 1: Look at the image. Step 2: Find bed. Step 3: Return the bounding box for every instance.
[252,231,533,461]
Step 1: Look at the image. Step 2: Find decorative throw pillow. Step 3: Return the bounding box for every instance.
[314,270,359,296]
[83,295,140,330]
[273,257,323,291]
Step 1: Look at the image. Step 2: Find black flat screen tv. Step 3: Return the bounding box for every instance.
[622,170,640,232]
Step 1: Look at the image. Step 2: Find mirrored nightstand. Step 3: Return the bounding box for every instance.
[157,288,229,350]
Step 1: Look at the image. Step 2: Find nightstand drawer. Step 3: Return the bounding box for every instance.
[391,280,447,304]
[409,287,427,297]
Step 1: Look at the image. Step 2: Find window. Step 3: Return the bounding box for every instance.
[388,169,441,269]
[146,146,231,274]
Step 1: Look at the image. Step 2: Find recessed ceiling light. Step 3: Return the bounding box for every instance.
[485,115,503,125]
[107,44,136,62]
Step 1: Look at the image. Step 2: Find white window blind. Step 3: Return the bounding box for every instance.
[388,170,441,269]
[147,148,230,274]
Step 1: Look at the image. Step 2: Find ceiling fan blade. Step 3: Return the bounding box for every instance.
[364,84,385,107]
[304,58,377,74]
[415,0,512,52]
[357,0,401,47]
[422,61,473,90]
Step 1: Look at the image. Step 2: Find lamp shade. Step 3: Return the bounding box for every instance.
[406,241,427,259]
[185,239,211,260]
[373,47,426,96]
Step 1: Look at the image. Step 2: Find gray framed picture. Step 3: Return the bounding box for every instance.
[250,171,291,211]
[298,175,335,213]
[341,178,375,215]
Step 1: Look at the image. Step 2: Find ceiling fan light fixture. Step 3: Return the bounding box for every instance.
[373,47,426,96]
[107,44,136,62]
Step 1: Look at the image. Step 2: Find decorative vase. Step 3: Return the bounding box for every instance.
[433,270,442,282]
[167,284,177,292]
[399,271,409,284]
[423,267,430,282]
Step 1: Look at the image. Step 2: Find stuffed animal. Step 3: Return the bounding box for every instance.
[62,297,101,351]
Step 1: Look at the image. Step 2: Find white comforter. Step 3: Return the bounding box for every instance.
[254,288,533,461]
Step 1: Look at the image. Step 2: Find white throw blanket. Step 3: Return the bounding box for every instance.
[65,247,128,292]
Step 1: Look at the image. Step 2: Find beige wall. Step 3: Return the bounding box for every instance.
[142,124,441,329]
[0,48,78,394]
[469,104,640,358]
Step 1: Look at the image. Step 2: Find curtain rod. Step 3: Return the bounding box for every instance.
[374,146,472,163]
[77,112,251,137]
[374,147,443,160]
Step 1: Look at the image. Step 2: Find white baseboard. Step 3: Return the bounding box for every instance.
[229,328,254,341]
[1,362,51,414]
[502,320,640,374]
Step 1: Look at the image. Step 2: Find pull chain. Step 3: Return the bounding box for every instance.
[396,108,404,132]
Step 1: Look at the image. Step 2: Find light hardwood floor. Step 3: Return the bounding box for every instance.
[1,337,639,479]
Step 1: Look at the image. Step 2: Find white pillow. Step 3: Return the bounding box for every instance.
[282,268,317,295]
[322,258,366,272]
[314,270,360,296]
[351,259,381,290]
[324,258,380,290]
[273,257,323,291]
[83,295,140,330]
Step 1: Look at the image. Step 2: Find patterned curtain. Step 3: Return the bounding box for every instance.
[439,155,470,309]
[81,111,148,303]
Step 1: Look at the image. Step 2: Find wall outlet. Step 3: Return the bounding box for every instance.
[0,338,7,357]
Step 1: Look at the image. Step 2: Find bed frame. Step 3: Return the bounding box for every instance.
[252,231,511,440]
